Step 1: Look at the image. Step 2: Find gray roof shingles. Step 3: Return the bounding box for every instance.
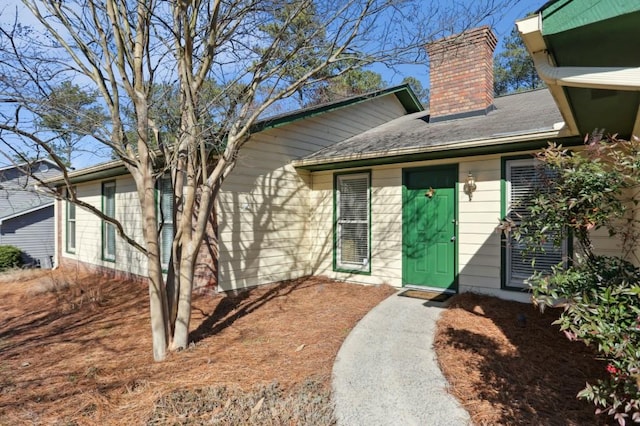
[302,89,564,162]
[0,164,61,220]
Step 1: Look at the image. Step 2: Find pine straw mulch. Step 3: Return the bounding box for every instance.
[434,292,612,426]
[0,268,396,425]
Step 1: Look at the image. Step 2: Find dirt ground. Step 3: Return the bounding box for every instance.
[434,292,611,426]
[0,269,395,425]
[2,269,616,425]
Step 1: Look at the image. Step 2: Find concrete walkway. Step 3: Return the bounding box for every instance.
[332,293,471,426]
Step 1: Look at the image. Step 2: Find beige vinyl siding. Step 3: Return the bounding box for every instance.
[456,157,510,298]
[61,175,147,277]
[217,94,407,291]
[309,154,529,302]
[587,187,634,258]
[309,167,404,286]
[308,149,632,303]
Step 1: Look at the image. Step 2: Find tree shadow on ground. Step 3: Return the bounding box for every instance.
[434,293,613,426]
[189,276,313,344]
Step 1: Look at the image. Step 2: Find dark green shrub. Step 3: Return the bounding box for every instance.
[0,245,23,271]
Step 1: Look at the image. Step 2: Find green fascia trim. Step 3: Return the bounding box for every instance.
[332,170,372,275]
[254,84,423,133]
[299,136,584,172]
[542,0,640,35]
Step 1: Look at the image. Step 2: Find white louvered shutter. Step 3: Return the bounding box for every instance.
[507,160,564,288]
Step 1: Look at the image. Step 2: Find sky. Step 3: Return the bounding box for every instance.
[0,0,545,170]
[374,0,544,88]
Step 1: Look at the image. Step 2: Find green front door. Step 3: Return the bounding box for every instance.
[403,165,457,291]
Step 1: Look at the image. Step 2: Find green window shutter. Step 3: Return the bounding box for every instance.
[335,173,370,272]
[158,176,174,268]
[506,159,564,288]
[102,181,116,261]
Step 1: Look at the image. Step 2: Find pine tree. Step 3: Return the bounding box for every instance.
[494,27,543,96]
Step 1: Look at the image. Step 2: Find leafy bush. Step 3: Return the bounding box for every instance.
[0,245,23,271]
[529,257,640,424]
[507,135,640,424]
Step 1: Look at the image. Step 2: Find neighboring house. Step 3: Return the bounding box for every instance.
[49,1,640,302]
[0,159,61,268]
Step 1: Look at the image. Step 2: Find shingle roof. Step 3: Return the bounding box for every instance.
[300,89,564,164]
[0,162,61,220]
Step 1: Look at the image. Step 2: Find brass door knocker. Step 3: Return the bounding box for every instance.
[425,187,436,198]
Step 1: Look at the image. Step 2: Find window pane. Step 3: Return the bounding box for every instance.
[67,218,76,252]
[159,177,173,222]
[68,202,75,220]
[67,200,76,252]
[103,182,116,260]
[339,222,368,265]
[161,225,173,266]
[104,185,115,217]
[339,178,368,222]
[158,176,173,267]
[105,223,116,258]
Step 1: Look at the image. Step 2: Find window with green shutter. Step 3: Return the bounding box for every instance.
[503,158,565,289]
[102,181,116,262]
[158,176,174,269]
[334,172,370,273]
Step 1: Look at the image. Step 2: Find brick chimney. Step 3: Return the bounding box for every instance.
[426,26,498,121]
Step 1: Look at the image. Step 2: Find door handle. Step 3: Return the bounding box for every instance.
[450,236,456,242]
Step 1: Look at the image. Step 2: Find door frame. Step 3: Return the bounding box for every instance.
[401,164,459,292]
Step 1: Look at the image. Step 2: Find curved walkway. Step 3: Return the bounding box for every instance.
[332,292,470,426]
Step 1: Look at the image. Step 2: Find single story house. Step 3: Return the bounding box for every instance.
[50,0,640,303]
[0,159,61,267]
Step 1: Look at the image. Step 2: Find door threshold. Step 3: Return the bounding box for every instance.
[403,285,456,294]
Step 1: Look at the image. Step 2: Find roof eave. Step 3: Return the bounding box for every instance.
[292,128,572,171]
[44,159,128,187]
[0,202,54,224]
[0,158,59,173]
[253,85,424,132]
[517,13,640,138]
[516,15,580,137]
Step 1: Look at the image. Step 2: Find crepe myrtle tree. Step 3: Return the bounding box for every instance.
[0,0,515,361]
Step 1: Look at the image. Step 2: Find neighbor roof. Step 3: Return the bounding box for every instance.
[0,187,54,221]
[0,161,61,220]
[294,89,577,170]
